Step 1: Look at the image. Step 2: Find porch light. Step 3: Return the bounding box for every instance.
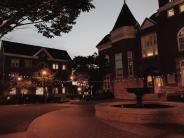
[42,70,47,76]
[17,76,22,81]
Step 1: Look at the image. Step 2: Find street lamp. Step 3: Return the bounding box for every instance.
[17,76,24,104]
[42,70,47,103]
[17,76,22,81]
[42,70,47,76]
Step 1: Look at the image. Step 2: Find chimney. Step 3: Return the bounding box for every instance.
[158,0,170,8]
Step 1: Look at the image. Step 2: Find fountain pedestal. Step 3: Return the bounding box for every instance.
[127,88,153,107]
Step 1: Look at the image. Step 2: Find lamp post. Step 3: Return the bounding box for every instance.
[70,74,75,99]
[42,70,47,103]
[17,76,24,104]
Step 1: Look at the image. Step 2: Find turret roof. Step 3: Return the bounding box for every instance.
[112,3,138,31]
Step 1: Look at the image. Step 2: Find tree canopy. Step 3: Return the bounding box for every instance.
[0,0,94,38]
[72,53,108,94]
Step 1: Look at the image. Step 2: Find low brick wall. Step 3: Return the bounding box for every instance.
[95,101,184,124]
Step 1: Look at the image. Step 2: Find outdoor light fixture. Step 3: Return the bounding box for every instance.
[70,75,74,81]
[42,70,47,76]
[77,87,82,92]
[17,76,22,81]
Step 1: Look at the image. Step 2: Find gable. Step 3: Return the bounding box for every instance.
[33,48,53,59]
[141,18,156,30]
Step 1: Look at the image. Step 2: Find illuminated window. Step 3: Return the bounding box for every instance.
[141,32,158,58]
[52,64,59,70]
[178,27,184,51]
[62,65,66,70]
[62,87,66,94]
[167,8,175,17]
[179,4,184,13]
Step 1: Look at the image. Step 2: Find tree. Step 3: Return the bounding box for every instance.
[0,0,94,38]
[72,53,107,95]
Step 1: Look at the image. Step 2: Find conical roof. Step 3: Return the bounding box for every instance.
[112,3,138,31]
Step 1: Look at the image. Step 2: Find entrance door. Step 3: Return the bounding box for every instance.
[154,76,163,93]
[147,75,154,88]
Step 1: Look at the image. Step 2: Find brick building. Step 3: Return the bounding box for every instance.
[96,0,184,99]
[0,40,72,98]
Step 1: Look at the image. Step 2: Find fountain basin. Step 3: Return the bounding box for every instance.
[113,103,173,109]
[95,101,184,124]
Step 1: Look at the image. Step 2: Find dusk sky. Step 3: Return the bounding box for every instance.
[3,0,158,58]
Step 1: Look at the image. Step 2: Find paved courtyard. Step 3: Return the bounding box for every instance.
[0,104,67,136]
[1,102,184,138]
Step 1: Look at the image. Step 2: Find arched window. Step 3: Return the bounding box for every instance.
[178,27,184,51]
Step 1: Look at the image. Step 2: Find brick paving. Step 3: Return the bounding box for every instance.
[27,103,141,138]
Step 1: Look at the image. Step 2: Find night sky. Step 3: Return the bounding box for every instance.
[3,0,158,58]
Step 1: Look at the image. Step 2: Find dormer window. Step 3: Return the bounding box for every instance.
[141,32,158,58]
[179,4,184,13]
[167,8,175,17]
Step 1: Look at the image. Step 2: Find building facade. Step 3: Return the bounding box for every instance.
[97,0,184,99]
[0,40,72,98]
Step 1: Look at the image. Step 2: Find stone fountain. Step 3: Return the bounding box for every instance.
[126,87,153,107]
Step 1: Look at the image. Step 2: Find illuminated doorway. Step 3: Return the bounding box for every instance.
[154,76,163,93]
[155,76,163,88]
[147,75,153,88]
[147,75,163,93]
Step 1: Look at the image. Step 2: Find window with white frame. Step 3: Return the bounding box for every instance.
[179,3,184,13]
[52,64,59,70]
[11,59,20,68]
[167,8,175,17]
[178,27,184,51]
[127,51,134,77]
[62,64,66,70]
[141,32,158,58]
[115,53,123,79]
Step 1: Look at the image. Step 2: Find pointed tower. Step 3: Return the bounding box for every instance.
[110,2,141,99]
[112,3,138,31]
[111,2,139,43]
